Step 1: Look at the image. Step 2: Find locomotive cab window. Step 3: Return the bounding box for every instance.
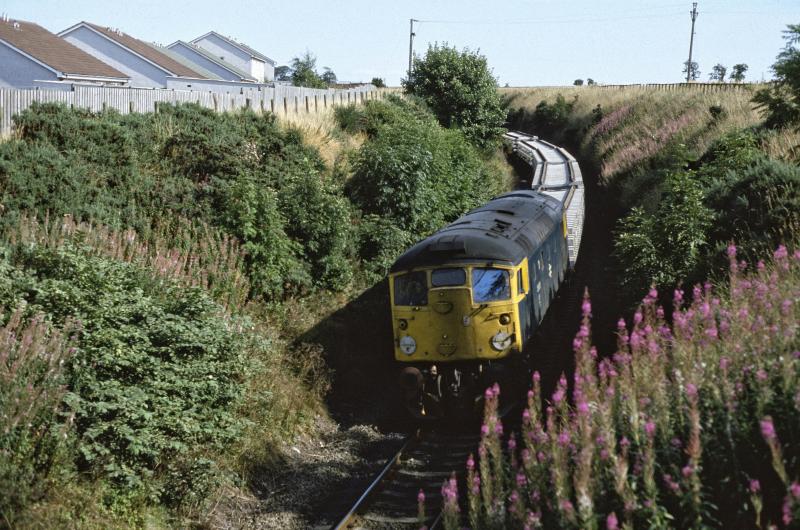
[472,268,510,303]
[394,271,428,306]
[431,268,466,287]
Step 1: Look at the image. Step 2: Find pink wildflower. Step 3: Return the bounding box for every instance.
[645,420,656,438]
[791,482,800,499]
[760,417,777,442]
[686,383,698,398]
[606,512,619,530]
[749,479,761,493]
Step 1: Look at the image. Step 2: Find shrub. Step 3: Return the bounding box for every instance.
[705,157,800,264]
[346,112,499,240]
[2,243,250,506]
[614,170,714,295]
[753,23,800,129]
[1,102,354,300]
[403,43,506,148]
[436,246,800,529]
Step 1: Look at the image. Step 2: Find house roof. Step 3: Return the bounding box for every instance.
[190,31,275,65]
[61,22,208,78]
[0,18,127,80]
[167,41,256,82]
[147,43,223,80]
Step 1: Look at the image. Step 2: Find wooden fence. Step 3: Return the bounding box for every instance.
[0,84,394,137]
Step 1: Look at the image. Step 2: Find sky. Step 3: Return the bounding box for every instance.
[4,0,800,86]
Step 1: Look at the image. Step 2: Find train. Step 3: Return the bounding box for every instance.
[389,132,584,419]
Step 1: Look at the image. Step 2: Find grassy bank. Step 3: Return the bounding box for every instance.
[504,85,800,305]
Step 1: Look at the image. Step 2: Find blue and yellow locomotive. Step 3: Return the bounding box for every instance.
[390,133,584,418]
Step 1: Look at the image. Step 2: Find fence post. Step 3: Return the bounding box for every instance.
[305,95,310,113]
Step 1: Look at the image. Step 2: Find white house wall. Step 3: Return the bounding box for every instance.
[62,26,167,88]
[263,62,274,82]
[0,42,57,88]
[250,59,265,83]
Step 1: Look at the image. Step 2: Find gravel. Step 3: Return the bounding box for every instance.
[204,415,406,529]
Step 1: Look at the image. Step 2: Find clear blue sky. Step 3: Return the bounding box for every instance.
[6,0,800,85]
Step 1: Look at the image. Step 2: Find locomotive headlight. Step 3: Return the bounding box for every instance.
[499,313,511,325]
[398,319,408,330]
[491,331,512,351]
[399,335,417,355]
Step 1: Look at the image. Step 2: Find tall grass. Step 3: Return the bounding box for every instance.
[502,86,799,183]
[434,245,799,528]
[3,213,250,311]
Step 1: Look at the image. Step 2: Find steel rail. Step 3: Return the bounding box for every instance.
[331,429,421,530]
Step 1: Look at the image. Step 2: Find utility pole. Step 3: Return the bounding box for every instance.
[686,2,699,82]
[408,18,417,77]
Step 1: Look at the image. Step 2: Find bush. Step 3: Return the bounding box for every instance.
[403,44,506,148]
[2,243,249,506]
[1,102,355,301]
[614,170,714,295]
[346,110,499,240]
[705,157,800,263]
[753,24,800,129]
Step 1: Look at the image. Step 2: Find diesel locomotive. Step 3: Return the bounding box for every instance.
[390,133,584,418]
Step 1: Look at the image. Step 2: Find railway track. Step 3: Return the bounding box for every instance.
[332,429,479,530]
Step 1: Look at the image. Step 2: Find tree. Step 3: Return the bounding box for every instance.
[730,63,748,82]
[573,79,584,86]
[587,78,596,86]
[321,67,337,86]
[371,77,386,88]
[403,43,505,148]
[290,51,326,89]
[753,24,800,129]
[709,63,727,82]
[274,65,292,82]
[683,60,700,81]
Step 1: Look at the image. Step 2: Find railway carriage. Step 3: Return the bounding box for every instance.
[390,133,584,418]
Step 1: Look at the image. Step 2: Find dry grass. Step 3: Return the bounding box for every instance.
[275,106,366,168]
[502,86,799,183]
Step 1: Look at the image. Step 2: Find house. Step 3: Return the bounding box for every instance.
[58,21,212,88]
[189,31,275,83]
[0,17,128,88]
[167,40,257,83]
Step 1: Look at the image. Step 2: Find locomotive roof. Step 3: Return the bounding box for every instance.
[390,190,562,273]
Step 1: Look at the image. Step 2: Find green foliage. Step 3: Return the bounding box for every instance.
[573,79,584,86]
[346,107,499,238]
[506,94,579,141]
[290,51,327,89]
[730,63,748,83]
[614,170,714,291]
[370,77,386,88]
[614,129,800,295]
[1,102,356,300]
[705,157,800,262]
[1,243,249,506]
[275,65,292,82]
[403,43,506,148]
[753,23,800,128]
